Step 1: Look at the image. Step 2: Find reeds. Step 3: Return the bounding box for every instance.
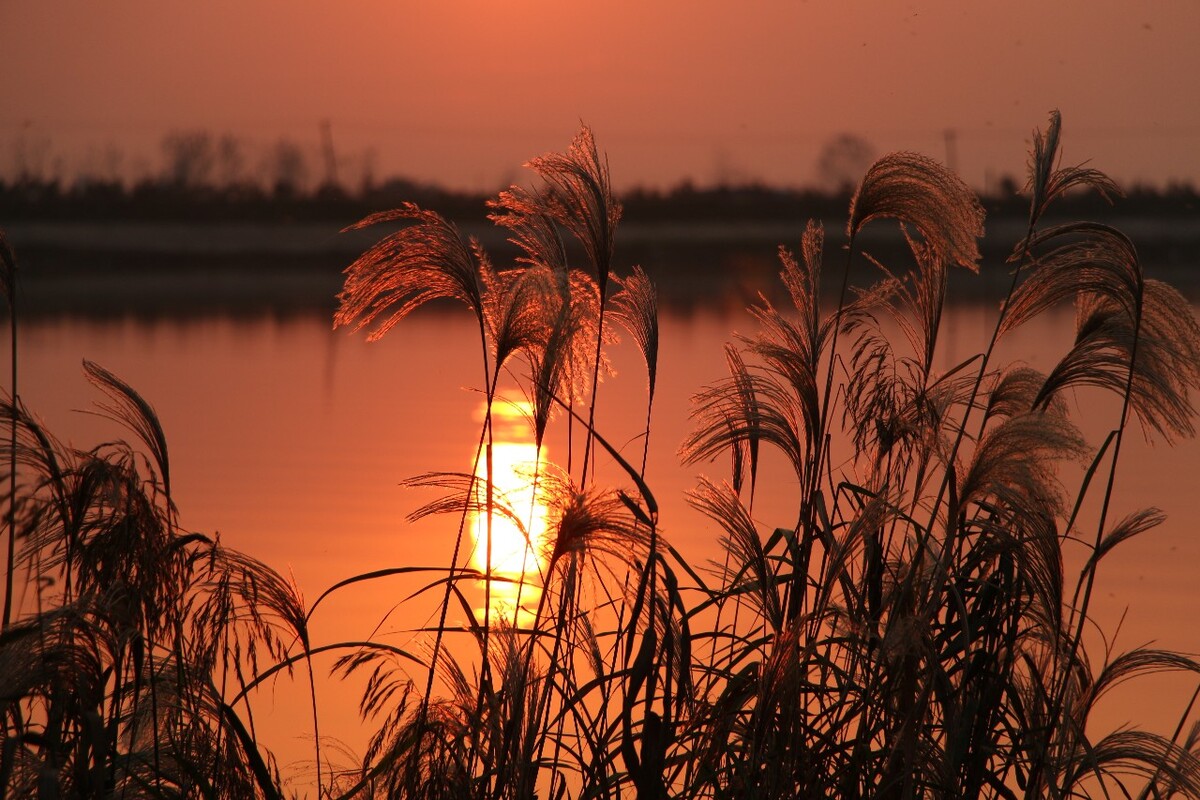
[0,364,307,797]
[4,112,1200,799]
[675,112,1200,799]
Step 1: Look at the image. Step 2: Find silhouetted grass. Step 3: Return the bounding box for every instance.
[4,113,1200,799]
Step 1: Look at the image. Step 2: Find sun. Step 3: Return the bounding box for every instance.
[470,400,550,622]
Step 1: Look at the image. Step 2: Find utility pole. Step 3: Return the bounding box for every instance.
[943,127,959,175]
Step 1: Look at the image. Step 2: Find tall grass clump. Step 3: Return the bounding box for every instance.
[0,358,313,797]
[677,112,1200,798]
[4,110,1200,799]
[324,113,1200,799]
[332,127,683,800]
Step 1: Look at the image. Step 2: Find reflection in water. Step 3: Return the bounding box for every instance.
[470,399,550,625]
[20,308,1200,774]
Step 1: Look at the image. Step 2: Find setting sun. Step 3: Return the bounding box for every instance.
[470,400,550,622]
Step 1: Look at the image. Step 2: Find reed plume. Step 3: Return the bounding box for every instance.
[335,203,484,341]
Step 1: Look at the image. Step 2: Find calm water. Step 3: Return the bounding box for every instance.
[19,304,1200,782]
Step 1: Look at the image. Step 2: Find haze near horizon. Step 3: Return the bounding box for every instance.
[2,0,1198,191]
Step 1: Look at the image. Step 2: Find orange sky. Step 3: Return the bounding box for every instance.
[3,0,1199,191]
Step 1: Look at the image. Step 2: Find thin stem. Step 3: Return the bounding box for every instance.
[527,560,576,797]
[606,378,656,681]
[3,285,15,631]
[1054,288,1143,800]
[783,231,855,624]
[482,438,495,653]
[305,649,323,797]
[404,314,495,791]
[903,219,1039,618]
[579,301,607,488]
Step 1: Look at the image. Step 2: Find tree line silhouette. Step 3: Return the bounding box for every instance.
[2,129,1197,225]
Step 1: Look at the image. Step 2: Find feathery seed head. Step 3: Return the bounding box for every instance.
[524,127,621,294]
[610,266,659,402]
[546,486,643,572]
[849,152,985,272]
[335,203,483,341]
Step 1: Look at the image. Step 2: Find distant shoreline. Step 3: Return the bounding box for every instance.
[4,215,1198,319]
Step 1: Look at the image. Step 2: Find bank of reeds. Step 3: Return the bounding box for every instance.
[3,112,1200,798]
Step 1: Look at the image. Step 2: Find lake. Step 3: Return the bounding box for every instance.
[17,297,1200,788]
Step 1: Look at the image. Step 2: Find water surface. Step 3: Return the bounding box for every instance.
[19,304,1200,781]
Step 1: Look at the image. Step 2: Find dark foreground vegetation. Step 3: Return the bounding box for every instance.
[3,112,1200,798]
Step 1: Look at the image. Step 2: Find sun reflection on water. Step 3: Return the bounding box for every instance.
[470,399,550,625]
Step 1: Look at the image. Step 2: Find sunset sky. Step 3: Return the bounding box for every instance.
[3,1,1199,192]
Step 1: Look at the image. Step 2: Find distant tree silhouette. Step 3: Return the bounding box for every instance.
[815,133,875,193]
[264,138,309,195]
[76,142,125,187]
[216,133,247,187]
[10,125,53,184]
[162,130,216,188]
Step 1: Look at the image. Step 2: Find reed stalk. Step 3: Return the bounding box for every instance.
[1,232,15,632]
